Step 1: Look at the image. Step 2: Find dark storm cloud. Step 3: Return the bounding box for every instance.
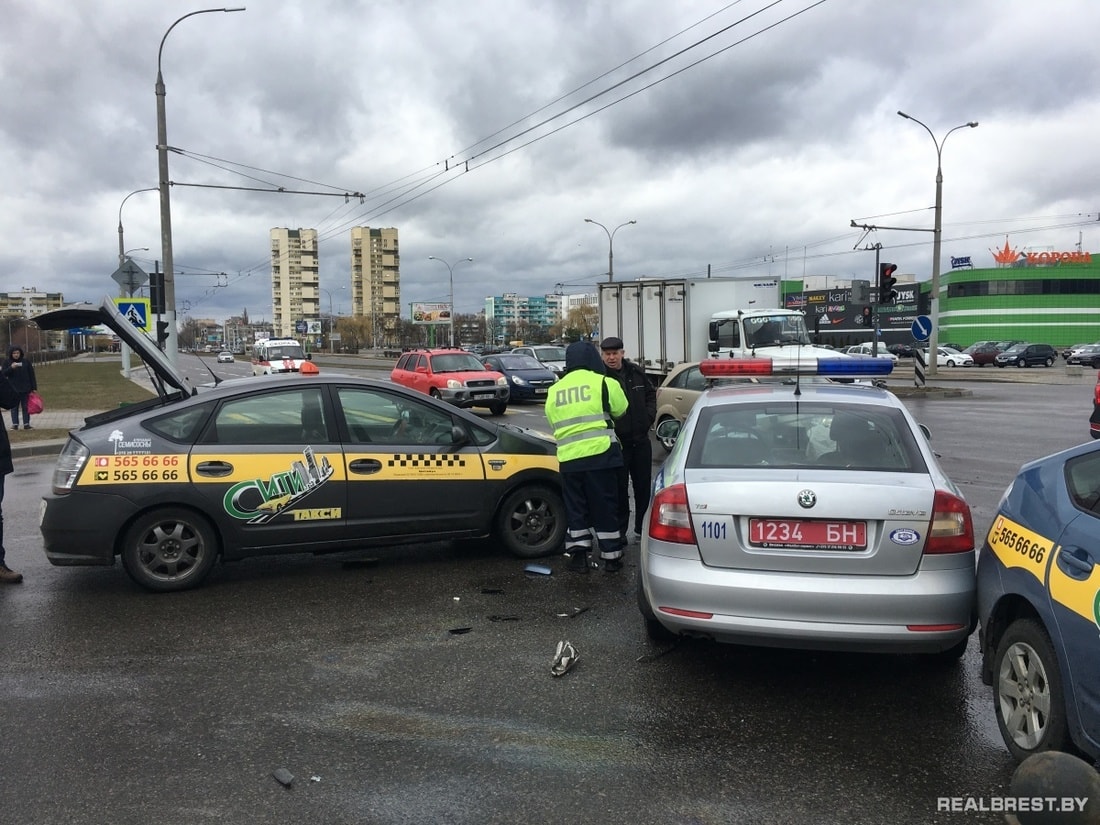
[2,0,1099,322]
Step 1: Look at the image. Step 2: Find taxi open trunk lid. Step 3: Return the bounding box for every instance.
[33,296,194,400]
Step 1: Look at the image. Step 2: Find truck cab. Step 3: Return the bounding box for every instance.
[708,309,846,364]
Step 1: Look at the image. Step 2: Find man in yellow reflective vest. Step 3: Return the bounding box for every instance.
[545,341,628,572]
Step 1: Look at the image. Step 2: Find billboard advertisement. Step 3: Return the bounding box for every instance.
[411,302,452,324]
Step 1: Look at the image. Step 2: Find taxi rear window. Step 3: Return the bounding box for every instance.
[145,403,214,443]
[1065,452,1100,515]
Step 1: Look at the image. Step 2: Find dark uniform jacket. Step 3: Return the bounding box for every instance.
[606,359,656,445]
[0,376,17,475]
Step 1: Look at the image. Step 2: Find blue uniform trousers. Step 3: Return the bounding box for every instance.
[561,467,623,562]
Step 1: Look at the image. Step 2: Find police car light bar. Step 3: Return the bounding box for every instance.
[698,358,893,377]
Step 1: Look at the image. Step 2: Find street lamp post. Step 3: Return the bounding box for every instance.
[897,111,978,376]
[584,218,637,282]
[428,256,474,348]
[318,287,335,352]
[157,7,245,367]
[118,187,157,378]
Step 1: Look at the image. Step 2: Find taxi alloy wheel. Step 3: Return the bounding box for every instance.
[121,508,218,593]
[992,618,1071,761]
[495,485,565,558]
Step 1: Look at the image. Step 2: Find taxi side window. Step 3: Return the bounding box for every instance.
[337,387,457,446]
[210,387,328,445]
[1066,452,1100,515]
[146,402,215,443]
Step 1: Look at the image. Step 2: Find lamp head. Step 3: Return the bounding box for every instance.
[967,121,979,128]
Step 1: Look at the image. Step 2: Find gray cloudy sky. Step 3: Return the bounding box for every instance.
[2,0,1098,324]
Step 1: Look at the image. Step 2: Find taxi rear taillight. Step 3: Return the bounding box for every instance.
[52,440,89,494]
[924,490,974,554]
[648,483,696,544]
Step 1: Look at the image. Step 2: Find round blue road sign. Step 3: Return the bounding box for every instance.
[912,315,932,341]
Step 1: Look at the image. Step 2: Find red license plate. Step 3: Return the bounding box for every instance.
[748,518,866,550]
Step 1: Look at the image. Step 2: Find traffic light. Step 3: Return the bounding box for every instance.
[149,270,166,315]
[879,263,898,305]
[156,320,170,349]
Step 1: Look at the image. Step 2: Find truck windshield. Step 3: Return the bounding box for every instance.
[744,315,811,348]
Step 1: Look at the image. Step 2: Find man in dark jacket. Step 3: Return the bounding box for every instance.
[0,372,22,582]
[600,337,656,542]
[3,345,37,430]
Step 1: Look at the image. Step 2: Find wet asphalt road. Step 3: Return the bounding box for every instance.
[0,377,1092,824]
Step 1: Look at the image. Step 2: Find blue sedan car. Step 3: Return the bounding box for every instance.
[482,354,558,402]
[977,440,1100,763]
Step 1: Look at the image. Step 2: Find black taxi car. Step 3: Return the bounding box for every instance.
[32,299,565,592]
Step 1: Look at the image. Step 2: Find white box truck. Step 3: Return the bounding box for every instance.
[598,277,843,380]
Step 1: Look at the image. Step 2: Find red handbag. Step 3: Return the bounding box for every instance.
[27,391,43,415]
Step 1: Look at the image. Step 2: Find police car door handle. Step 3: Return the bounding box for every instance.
[1057,545,1094,579]
[194,460,233,478]
[349,458,383,475]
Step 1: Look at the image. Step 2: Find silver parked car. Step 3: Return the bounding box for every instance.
[640,358,976,661]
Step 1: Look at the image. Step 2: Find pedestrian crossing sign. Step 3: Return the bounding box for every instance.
[115,298,151,332]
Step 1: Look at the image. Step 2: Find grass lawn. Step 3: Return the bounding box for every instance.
[7,359,155,444]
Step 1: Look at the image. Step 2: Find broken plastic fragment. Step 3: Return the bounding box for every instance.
[525,564,552,576]
[272,768,294,787]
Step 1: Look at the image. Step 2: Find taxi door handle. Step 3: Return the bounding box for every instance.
[349,458,383,475]
[1057,545,1094,580]
[195,461,233,477]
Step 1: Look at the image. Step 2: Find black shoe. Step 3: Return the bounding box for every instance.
[604,557,623,573]
[23,425,32,430]
[566,552,590,574]
[10,426,17,431]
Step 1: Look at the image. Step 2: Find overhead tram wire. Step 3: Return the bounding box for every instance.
[164,1,829,245]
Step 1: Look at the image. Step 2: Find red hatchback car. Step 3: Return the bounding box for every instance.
[391,349,510,415]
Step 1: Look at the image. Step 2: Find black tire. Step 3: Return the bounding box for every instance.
[991,618,1072,762]
[947,360,956,368]
[1016,360,1025,368]
[120,508,218,592]
[1044,357,1054,367]
[637,577,676,642]
[927,634,969,665]
[430,388,442,399]
[488,401,507,416]
[494,484,565,558]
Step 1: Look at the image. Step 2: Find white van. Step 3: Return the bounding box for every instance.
[251,338,308,375]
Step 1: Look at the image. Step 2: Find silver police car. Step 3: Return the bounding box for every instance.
[640,358,976,661]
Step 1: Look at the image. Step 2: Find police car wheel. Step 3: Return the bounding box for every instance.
[120,508,219,593]
[992,618,1072,761]
[495,485,565,558]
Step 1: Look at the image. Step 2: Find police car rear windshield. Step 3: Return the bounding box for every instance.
[686,402,927,473]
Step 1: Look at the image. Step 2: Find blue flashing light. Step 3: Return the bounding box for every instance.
[815,358,893,376]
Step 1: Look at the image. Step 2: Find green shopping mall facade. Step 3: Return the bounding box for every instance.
[784,242,1100,349]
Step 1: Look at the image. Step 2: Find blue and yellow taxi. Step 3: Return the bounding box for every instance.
[977,440,1100,763]
[32,299,564,592]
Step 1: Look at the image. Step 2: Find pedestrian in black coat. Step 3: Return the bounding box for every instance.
[600,337,657,541]
[2,346,37,430]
